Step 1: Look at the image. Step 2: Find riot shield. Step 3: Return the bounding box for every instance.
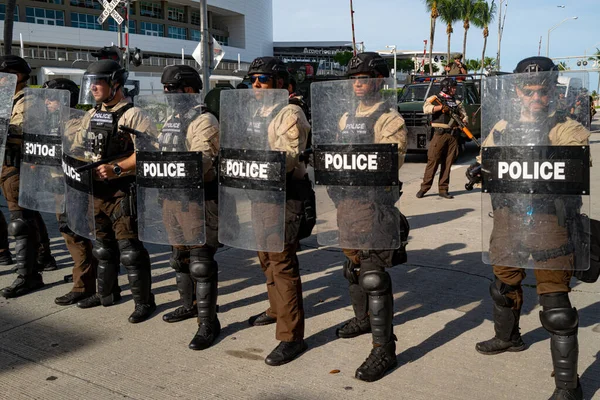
[62,108,96,240]
[310,78,403,249]
[134,93,206,246]
[0,73,17,177]
[19,88,69,213]
[481,71,590,270]
[218,89,288,252]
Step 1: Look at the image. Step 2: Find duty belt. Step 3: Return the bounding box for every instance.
[527,243,574,262]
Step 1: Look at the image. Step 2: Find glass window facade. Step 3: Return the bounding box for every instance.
[191,29,201,42]
[33,0,63,4]
[140,21,164,37]
[191,11,200,26]
[108,19,136,34]
[168,26,187,40]
[26,7,65,26]
[71,12,102,30]
[214,34,229,46]
[0,5,19,21]
[139,2,161,19]
[69,0,101,10]
[168,7,184,22]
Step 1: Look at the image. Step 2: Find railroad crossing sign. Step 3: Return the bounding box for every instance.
[98,0,124,25]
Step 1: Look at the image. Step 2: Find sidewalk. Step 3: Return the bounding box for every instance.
[0,122,599,400]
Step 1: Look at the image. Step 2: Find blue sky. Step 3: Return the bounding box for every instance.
[273,0,600,91]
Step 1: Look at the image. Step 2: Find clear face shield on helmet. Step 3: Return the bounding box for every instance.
[78,72,116,105]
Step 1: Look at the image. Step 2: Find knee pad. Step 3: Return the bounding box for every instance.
[189,259,217,282]
[7,218,29,238]
[539,293,578,336]
[92,241,119,263]
[118,239,149,269]
[359,270,391,295]
[343,259,359,285]
[169,248,190,273]
[489,279,518,308]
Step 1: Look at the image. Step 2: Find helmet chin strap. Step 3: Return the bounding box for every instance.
[102,83,119,105]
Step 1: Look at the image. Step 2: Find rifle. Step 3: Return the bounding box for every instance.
[119,125,159,144]
[433,97,481,147]
[75,151,134,173]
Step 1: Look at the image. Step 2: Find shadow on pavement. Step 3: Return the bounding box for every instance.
[0,308,96,374]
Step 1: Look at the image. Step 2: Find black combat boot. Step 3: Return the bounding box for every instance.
[355,270,397,382]
[355,338,398,382]
[540,294,582,400]
[264,340,308,366]
[37,247,57,272]
[55,291,94,306]
[163,272,197,323]
[189,260,220,350]
[338,259,371,338]
[1,220,43,298]
[129,293,157,323]
[0,250,13,266]
[337,281,371,338]
[1,274,44,298]
[477,279,526,355]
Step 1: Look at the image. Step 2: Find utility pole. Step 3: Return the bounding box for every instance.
[125,0,130,68]
[200,0,211,96]
[496,0,507,71]
[538,36,542,56]
[350,0,357,56]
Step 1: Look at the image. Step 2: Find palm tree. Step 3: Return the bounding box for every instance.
[472,0,497,75]
[438,0,461,67]
[557,61,569,71]
[3,0,17,54]
[423,0,440,75]
[459,0,478,61]
[465,58,481,72]
[589,49,600,94]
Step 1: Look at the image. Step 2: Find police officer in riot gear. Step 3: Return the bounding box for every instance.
[330,52,408,382]
[74,60,156,323]
[416,78,468,199]
[157,65,222,349]
[475,57,589,400]
[0,55,57,298]
[40,78,98,306]
[243,57,311,365]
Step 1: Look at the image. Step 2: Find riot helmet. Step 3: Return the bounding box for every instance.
[0,55,31,84]
[513,56,559,87]
[248,57,289,89]
[347,52,390,78]
[161,65,203,93]
[440,78,457,94]
[80,60,128,105]
[43,78,80,108]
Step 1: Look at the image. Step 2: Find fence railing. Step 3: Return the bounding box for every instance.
[0,46,250,72]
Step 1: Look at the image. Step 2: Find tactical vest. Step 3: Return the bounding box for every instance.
[431,94,458,126]
[85,103,134,160]
[159,108,202,152]
[340,103,388,144]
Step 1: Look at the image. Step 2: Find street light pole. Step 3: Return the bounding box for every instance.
[546,16,578,57]
[386,45,397,92]
[496,0,507,71]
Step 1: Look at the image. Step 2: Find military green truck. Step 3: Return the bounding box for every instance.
[397,75,482,152]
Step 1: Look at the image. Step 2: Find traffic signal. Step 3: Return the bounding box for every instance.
[130,48,149,67]
[91,45,124,65]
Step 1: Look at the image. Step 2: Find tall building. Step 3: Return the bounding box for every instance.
[0,0,273,89]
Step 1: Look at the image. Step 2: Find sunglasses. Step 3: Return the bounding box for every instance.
[520,87,551,97]
[250,75,272,84]
[164,84,183,93]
